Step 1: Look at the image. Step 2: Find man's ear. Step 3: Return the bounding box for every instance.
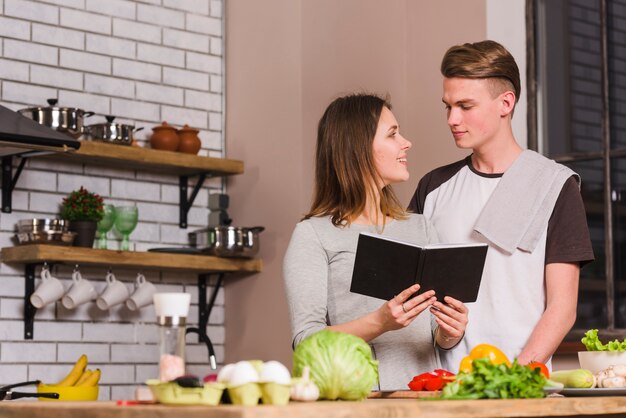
[500,91,516,117]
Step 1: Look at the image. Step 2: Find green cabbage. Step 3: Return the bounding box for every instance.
[293,330,378,400]
[582,329,626,351]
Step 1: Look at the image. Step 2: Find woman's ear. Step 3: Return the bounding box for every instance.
[499,90,516,117]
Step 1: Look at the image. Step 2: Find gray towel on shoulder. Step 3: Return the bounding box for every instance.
[473,150,579,254]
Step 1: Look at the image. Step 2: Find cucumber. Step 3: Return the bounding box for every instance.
[550,369,595,388]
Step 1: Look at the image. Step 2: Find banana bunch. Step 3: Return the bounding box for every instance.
[55,354,101,387]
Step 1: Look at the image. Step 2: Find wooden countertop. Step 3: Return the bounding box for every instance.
[2,397,626,418]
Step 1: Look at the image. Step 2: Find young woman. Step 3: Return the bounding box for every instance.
[283,93,468,390]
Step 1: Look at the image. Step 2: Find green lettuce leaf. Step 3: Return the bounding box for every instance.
[581,329,626,351]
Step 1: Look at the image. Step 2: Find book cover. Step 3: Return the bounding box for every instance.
[350,232,488,303]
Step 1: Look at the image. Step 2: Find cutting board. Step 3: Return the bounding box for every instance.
[368,390,441,399]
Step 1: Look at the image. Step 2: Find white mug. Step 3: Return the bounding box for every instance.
[62,270,97,309]
[126,273,156,311]
[96,272,129,310]
[30,268,65,308]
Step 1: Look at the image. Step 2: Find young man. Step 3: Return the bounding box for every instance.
[409,40,594,372]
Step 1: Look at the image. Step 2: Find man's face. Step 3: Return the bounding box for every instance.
[442,77,506,150]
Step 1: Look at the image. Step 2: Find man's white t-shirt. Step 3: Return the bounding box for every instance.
[409,156,594,372]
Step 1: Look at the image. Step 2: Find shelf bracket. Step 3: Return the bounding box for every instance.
[179,174,207,228]
[2,156,27,213]
[185,272,224,369]
[24,263,37,340]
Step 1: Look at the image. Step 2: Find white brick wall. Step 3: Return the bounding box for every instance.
[0,0,225,399]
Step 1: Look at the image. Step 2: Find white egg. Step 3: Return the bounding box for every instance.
[229,361,260,386]
[217,363,235,383]
[260,360,291,385]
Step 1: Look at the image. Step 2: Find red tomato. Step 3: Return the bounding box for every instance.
[527,362,549,378]
[424,376,445,391]
[408,379,425,391]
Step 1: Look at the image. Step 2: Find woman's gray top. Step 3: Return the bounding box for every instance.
[283,214,441,390]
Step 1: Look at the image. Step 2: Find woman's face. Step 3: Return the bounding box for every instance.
[372,107,412,186]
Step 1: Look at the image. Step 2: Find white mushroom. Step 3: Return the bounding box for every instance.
[600,376,626,388]
[611,364,626,378]
[596,369,611,388]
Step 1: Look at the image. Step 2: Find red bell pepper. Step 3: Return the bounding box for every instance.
[407,369,456,391]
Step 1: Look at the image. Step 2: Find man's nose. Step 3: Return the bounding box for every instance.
[447,108,461,126]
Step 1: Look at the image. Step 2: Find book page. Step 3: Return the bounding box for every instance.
[360,232,486,250]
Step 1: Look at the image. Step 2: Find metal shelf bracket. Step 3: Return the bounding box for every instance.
[179,174,207,228]
[24,263,37,339]
[2,156,27,213]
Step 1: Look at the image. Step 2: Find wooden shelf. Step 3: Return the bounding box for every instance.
[0,245,262,274]
[41,140,244,177]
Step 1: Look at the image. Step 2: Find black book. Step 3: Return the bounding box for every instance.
[350,232,488,303]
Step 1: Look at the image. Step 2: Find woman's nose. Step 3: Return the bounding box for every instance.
[400,134,412,149]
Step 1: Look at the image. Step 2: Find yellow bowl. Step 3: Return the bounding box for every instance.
[37,383,99,401]
[578,351,626,374]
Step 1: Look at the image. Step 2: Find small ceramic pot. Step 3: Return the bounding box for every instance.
[177,124,201,154]
[68,221,98,248]
[150,122,179,151]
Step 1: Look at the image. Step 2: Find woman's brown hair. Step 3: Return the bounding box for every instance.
[303,93,407,226]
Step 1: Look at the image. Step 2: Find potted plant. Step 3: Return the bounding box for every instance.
[60,186,104,248]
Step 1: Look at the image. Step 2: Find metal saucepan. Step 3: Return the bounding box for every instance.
[189,226,264,258]
[18,99,94,139]
[84,115,144,146]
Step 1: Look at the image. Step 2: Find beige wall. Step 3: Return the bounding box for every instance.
[224,1,487,366]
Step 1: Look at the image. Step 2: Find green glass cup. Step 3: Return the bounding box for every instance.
[96,204,116,250]
[114,206,138,251]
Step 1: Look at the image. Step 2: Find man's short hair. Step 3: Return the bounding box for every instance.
[441,40,521,104]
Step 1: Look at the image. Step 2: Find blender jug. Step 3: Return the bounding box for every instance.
[154,293,191,381]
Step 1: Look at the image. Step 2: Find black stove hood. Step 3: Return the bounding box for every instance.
[0,104,80,157]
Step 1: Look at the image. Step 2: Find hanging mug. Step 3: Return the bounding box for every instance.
[126,273,156,311]
[30,267,65,308]
[96,272,129,310]
[62,269,97,309]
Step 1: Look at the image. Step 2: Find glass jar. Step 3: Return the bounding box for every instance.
[158,316,186,381]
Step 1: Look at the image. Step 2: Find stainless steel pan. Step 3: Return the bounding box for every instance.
[85,115,144,145]
[189,226,264,258]
[18,99,94,139]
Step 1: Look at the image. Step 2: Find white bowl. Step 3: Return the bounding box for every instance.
[578,351,626,374]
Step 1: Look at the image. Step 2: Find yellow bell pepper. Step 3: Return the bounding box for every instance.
[458,344,511,373]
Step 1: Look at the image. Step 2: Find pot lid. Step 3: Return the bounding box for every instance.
[152,121,177,132]
[87,115,136,129]
[179,124,199,133]
[19,98,83,112]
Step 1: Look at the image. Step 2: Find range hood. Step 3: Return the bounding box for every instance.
[0,104,80,157]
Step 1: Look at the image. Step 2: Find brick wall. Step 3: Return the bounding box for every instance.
[0,0,225,400]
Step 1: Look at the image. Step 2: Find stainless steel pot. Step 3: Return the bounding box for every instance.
[85,115,144,146]
[189,226,264,258]
[18,99,94,139]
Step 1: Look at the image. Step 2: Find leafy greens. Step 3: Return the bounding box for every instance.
[439,358,547,400]
[581,329,626,352]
